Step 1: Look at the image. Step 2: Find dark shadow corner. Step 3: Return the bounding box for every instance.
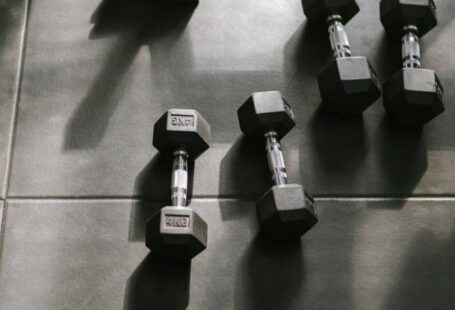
[218,136,270,221]
[374,32,401,80]
[129,152,195,242]
[124,253,191,310]
[375,115,428,206]
[234,234,304,310]
[89,0,198,40]
[89,0,153,39]
[308,104,367,176]
[283,21,331,84]
[383,229,455,309]
[0,5,15,56]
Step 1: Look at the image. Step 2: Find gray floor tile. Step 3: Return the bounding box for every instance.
[8,0,455,197]
[0,199,454,310]
[0,0,28,198]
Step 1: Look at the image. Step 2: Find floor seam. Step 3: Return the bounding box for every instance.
[5,195,455,203]
[3,0,31,198]
[0,0,32,261]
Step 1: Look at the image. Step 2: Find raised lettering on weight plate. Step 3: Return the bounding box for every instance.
[165,214,190,228]
[170,114,194,128]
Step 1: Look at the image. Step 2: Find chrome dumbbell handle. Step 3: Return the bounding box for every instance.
[402,25,421,68]
[171,150,189,207]
[264,132,288,186]
[327,15,352,59]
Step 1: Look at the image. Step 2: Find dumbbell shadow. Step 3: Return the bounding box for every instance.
[89,0,197,39]
[123,253,191,310]
[65,0,197,150]
[375,115,428,203]
[373,32,402,81]
[234,234,305,310]
[218,136,270,220]
[308,105,367,184]
[284,22,331,81]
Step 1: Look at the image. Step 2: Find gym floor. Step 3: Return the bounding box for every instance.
[0,0,454,309]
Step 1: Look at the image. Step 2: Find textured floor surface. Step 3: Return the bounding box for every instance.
[0,0,454,309]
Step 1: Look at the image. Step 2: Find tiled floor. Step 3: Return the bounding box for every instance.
[0,0,454,309]
[1,199,454,310]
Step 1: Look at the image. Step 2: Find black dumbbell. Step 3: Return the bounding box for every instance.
[380,0,444,126]
[146,109,210,261]
[238,91,318,240]
[302,0,381,114]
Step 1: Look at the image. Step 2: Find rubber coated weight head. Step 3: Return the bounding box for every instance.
[153,109,210,159]
[380,0,437,38]
[256,184,318,241]
[146,207,208,261]
[317,56,381,114]
[383,68,444,126]
[237,91,296,139]
[302,0,359,24]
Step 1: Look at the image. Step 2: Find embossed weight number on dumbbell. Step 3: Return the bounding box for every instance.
[146,109,211,261]
[171,113,195,127]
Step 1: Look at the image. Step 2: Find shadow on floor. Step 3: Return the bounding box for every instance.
[375,115,428,204]
[0,4,17,57]
[234,234,304,310]
[64,31,142,150]
[283,22,331,84]
[124,253,191,310]
[308,105,368,178]
[218,136,269,220]
[64,0,197,150]
[373,32,402,81]
[382,228,455,309]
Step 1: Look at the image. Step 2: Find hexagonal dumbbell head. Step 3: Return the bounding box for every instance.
[318,56,381,114]
[237,91,295,140]
[380,0,437,38]
[153,109,210,159]
[302,0,359,25]
[257,184,318,240]
[146,207,208,261]
[383,68,444,126]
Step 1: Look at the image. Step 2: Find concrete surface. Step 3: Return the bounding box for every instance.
[0,0,454,309]
[0,199,454,310]
[6,0,455,198]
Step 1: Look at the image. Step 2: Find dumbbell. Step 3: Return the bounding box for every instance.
[302,0,381,114]
[380,0,444,126]
[146,109,210,261]
[237,91,318,240]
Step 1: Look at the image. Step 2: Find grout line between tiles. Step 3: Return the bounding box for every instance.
[3,0,31,198]
[0,201,4,249]
[0,0,32,261]
[6,195,455,204]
